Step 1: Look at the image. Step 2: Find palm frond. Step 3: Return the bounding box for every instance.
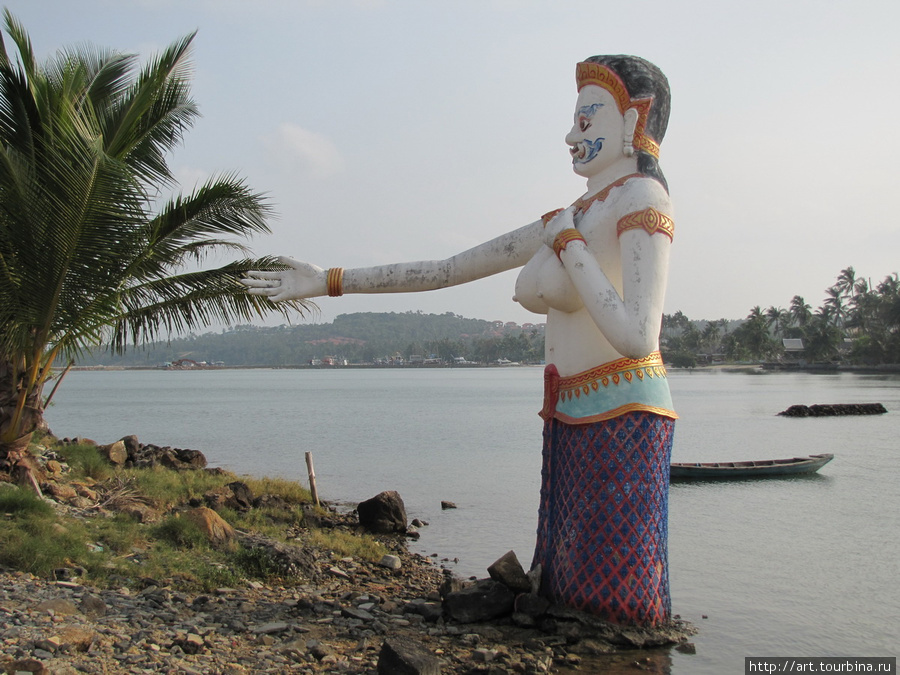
[106,258,313,352]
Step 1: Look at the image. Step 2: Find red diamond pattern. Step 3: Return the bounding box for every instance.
[532,412,674,626]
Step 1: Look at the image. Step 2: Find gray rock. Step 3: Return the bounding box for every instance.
[487,550,531,593]
[377,637,442,675]
[341,606,375,622]
[80,593,107,617]
[439,576,472,599]
[514,592,550,618]
[526,563,542,594]
[403,600,444,623]
[357,491,408,534]
[379,554,402,570]
[251,621,290,634]
[443,579,515,623]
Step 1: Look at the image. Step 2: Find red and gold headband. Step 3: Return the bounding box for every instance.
[575,61,659,159]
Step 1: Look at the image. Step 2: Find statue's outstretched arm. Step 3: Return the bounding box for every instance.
[545,199,672,359]
[243,220,545,302]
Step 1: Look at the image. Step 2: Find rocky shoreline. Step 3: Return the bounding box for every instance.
[0,551,694,675]
[1,437,696,674]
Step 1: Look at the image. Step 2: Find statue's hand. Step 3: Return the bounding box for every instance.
[242,256,326,301]
[541,206,578,248]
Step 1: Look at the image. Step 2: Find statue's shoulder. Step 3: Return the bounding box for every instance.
[616,176,672,217]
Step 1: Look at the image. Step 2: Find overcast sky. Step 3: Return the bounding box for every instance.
[6,0,899,325]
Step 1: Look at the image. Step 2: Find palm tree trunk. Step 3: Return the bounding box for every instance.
[0,358,45,494]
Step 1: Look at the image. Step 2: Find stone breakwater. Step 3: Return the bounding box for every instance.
[0,550,693,674]
[777,403,888,417]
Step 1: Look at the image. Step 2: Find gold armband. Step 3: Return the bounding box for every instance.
[326,267,344,297]
[552,229,586,259]
[616,208,674,241]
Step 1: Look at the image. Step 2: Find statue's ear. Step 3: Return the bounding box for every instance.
[623,108,639,137]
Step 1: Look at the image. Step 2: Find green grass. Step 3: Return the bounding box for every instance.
[151,515,211,549]
[56,443,113,481]
[232,546,282,580]
[306,528,388,562]
[0,486,55,516]
[242,476,312,503]
[0,499,94,576]
[123,466,238,510]
[0,436,394,591]
[86,513,145,555]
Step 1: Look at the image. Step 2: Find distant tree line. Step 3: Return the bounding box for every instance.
[75,312,547,367]
[76,266,900,370]
[662,267,900,367]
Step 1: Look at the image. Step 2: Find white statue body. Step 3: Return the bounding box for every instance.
[246,55,677,626]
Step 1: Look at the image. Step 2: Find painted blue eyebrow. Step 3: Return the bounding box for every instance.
[578,103,605,118]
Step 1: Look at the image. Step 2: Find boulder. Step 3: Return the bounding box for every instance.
[404,600,444,623]
[204,481,253,511]
[99,440,127,465]
[377,637,442,675]
[439,576,472,599]
[514,592,551,618]
[159,447,207,470]
[357,491,407,534]
[118,434,141,461]
[443,578,516,623]
[131,443,207,470]
[185,507,235,545]
[487,550,531,593]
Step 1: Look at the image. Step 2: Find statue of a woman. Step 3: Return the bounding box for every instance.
[244,54,677,627]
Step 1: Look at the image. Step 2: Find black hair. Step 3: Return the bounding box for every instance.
[581,55,671,192]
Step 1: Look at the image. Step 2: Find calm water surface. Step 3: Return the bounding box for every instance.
[46,367,900,673]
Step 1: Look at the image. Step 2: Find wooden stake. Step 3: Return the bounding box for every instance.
[305,451,319,506]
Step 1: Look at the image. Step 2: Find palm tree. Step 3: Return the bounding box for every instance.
[789,295,812,329]
[822,286,847,328]
[700,321,722,353]
[765,306,790,338]
[0,13,307,474]
[803,316,843,362]
[835,266,856,300]
[734,306,776,361]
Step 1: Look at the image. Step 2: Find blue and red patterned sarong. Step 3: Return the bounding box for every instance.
[532,412,674,626]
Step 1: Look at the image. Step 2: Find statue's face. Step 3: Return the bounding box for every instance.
[566,85,626,178]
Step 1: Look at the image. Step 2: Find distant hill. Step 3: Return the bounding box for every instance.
[74,312,546,367]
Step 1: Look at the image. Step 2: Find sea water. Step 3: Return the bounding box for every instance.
[45,367,900,673]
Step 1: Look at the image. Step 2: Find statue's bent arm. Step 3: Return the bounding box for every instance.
[559,231,670,359]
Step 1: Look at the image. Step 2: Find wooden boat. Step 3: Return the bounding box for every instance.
[670,453,834,480]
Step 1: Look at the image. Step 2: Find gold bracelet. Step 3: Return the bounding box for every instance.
[552,229,586,259]
[326,267,344,297]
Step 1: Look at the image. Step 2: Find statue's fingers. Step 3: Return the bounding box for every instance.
[241,277,277,288]
[245,270,281,280]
